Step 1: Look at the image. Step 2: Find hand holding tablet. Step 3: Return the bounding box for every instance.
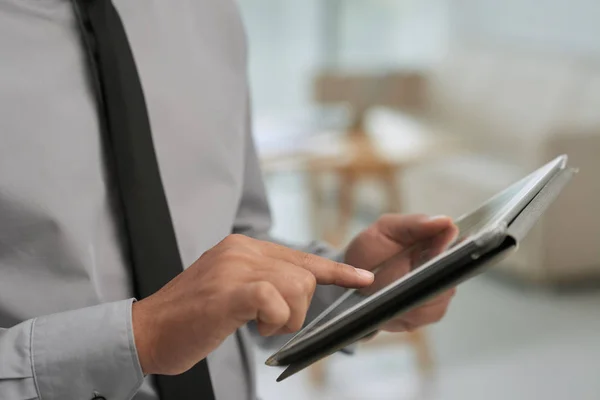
[267,155,576,381]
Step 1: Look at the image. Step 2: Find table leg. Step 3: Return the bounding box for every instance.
[308,358,328,388]
[326,169,356,247]
[410,330,435,377]
[307,169,324,239]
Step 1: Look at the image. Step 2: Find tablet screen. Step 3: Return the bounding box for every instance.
[278,159,559,350]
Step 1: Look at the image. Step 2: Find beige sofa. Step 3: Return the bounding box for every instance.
[401,44,600,284]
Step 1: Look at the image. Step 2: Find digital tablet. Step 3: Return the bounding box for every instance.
[266,155,576,381]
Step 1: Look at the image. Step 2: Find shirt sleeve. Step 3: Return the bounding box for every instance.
[232,95,349,349]
[0,299,145,400]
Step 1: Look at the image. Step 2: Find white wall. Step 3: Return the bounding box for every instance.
[451,0,600,59]
[237,0,323,114]
[238,0,600,119]
[237,0,450,117]
[337,0,450,70]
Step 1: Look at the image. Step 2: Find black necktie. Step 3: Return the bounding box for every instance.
[71,1,216,399]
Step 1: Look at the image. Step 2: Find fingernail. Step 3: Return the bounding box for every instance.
[429,215,449,221]
[355,268,375,280]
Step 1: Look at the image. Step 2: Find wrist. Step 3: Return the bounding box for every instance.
[132,299,158,375]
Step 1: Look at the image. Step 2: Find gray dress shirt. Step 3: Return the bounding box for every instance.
[0,1,342,399]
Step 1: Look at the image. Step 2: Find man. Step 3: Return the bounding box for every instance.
[0,1,457,399]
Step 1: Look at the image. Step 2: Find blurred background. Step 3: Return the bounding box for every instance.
[236,0,600,399]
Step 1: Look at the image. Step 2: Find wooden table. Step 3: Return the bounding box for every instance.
[260,110,459,246]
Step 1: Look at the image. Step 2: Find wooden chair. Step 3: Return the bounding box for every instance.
[304,128,436,387]
[303,70,443,387]
[259,70,444,387]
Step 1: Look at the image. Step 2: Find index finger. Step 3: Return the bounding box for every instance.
[258,241,374,288]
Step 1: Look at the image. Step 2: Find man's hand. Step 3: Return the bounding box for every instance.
[345,214,459,333]
[132,234,374,376]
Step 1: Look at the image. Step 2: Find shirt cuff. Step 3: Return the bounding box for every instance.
[32,299,144,400]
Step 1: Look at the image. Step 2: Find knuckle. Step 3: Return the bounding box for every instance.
[379,213,395,221]
[253,282,275,305]
[299,252,315,268]
[302,271,317,293]
[362,224,381,240]
[288,279,307,296]
[220,246,252,264]
[271,306,290,325]
[223,234,247,246]
[377,213,396,227]
[294,269,316,293]
[218,250,241,267]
